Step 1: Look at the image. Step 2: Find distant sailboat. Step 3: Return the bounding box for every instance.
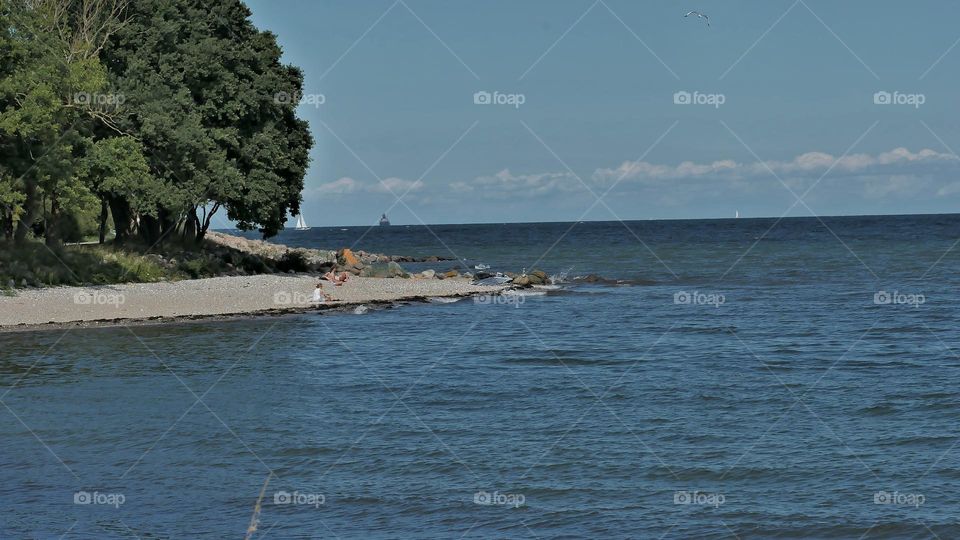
[295,214,311,231]
[379,213,390,226]
[735,210,740,219]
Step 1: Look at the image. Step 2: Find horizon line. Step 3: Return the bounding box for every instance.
[226,210,960,231]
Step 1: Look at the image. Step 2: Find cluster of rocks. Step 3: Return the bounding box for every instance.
[334,248,405,278]
[209,232,552,287]
[391,255,449,263]
[509,270,549,287]
[207,232,449,269]
[335,249,471,280]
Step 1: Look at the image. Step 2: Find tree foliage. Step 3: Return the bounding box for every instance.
[0,0,313,247]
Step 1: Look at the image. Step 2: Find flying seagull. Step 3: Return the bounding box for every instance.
[685,10,710,27]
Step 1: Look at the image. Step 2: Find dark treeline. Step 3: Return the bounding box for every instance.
[0,0,312,247]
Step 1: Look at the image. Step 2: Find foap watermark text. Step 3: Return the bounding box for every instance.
[474,293,524,308]
[674,290,725,308]
[674,490,725,508]
[274,490,325,508]
[674,91,725,108]
[874,91,925,108]
[874,290,925,308]
[74,491,125,508]
[474,490,525,508]
[74,290,125,308]
[474,91,525,109]
[72,92,125,108]
[275,92,325,108]
[874,490,924,507]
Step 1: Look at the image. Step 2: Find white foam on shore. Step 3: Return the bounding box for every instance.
[503,289,547,297]
[428,297,463,304]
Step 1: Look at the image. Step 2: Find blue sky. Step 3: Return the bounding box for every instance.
[245,0,960,226]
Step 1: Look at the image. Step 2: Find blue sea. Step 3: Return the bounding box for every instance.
[2,215,960,538]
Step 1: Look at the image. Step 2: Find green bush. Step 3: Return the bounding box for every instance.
[276,250,309,273]
[0,240,180,287]
[240,254,269,274]
[178,256,221,279]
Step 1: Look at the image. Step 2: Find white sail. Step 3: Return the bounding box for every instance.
[295,214,309,229]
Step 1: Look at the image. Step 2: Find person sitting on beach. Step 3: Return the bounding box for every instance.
[313,281,333,303]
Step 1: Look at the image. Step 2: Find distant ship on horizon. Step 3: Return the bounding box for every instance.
[379,213,391,226]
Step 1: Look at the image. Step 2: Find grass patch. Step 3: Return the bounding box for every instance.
[0,235,307,289]
[0,241,181,287]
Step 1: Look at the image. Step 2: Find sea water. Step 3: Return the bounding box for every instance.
[2,215,959,538]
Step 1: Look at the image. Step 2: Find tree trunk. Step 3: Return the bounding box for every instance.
[98,198,109,244]
[158,207,178,245]
[45,193,61,247]
[197,203,219,246]
[139,213,161,245]
[108,195,133,243]
[183,206,198,246]
[14,180,37,245]
[1,205,12,242]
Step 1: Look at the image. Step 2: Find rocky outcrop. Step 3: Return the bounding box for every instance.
[359,261,407,278]
[511,269,548,287]
[338,248,360,266]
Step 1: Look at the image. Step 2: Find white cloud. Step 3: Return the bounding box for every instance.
[313,177,361,195]
[310,148,960,207]
[311,176,426,196]
[594,147,959,186]
[368,177,425,194]
[450,169,585,199]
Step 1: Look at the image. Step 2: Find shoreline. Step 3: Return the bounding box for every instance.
[0,274,509,333]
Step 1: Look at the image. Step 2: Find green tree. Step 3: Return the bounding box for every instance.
[78,136,153,242]
[103,0,312,245]
[0,0,130,246]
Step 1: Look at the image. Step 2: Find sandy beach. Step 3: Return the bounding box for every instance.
[0,274,508,330]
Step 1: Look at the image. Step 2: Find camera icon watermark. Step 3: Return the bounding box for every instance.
[673,91,725,108]
[473,90,526,109]
[273,490,325,508]
[674,490,725,508]
[274,91,325,108]
[874,290,925,308]
[873,91,925,109]
[473,490,525,508]
[674,290,725,308]
[73,290,125,308]
[74,491,125,508]
[874,490,924,507]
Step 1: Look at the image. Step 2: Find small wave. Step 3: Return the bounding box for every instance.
[650,465,787,482]
[500,356,630,366]
[571,274,658,286]
[879,434,957,447]
[276,446,338,457]
[532,284,562,291]
[503,289,547,297]
[673,326,732,335]
[548,267,575,284]
[917,391,958,399]
[428,297,462,304]
[859,403,898,415]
